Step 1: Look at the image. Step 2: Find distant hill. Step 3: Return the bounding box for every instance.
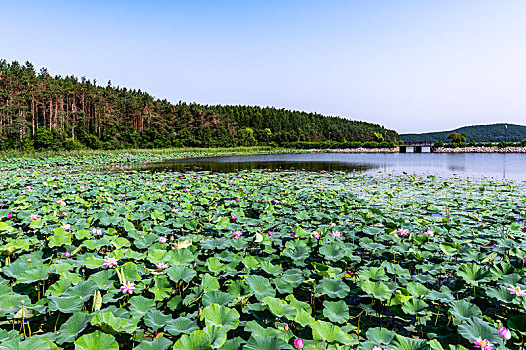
[401,123,526,143]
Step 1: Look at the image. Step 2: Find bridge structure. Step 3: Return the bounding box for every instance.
[399,142,435,153]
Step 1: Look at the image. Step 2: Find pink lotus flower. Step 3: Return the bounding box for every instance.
[312,231,321,239]
[62,212,67,216]
[267,231,273,236]
[120,282,136,294]
[156,262,169,269]
[6,213,12,219]
[61,224,71,230]
[523,257,526,263]
[64,252,71,258]
[233,231,242,239]
[30,214,39,220]
[171,208,179,213]
[508,284,526,296]
[91,228,103,236]
[293,338,303,349]
[398,228,409,235]
[57,199,66,206]
[498,327,511,340]
[467,243,474,248]
[424,230,434,236]
[372,347,383,350]
[159,237,167,243]
[330,231,342,238]
[473,338,494,350]
[104,257,118,268]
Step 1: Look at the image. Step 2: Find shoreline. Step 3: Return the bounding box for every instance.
[433,146,526,153]
[306,146,526,153]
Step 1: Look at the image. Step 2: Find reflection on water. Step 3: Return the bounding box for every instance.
[112,153,526,181]
[131,158,379,173]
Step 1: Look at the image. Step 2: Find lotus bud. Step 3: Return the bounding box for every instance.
[498,327,511,340]
[293,338,303,349]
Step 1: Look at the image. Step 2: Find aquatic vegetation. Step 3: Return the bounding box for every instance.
[0,162,525,349]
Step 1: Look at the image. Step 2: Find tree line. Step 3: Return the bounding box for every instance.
[0,60,398,151]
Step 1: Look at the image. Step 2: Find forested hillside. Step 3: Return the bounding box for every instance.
[0,60,398,150]
[401,123,526,143]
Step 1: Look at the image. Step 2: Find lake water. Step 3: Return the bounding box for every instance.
[131,153,526,181]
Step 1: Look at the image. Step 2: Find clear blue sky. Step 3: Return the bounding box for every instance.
[1,0,525,133]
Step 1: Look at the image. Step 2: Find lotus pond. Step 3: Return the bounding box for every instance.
[0,163,525,349]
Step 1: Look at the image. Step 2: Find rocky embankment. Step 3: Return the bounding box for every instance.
[325,147,399,153]
[434,146,526,153]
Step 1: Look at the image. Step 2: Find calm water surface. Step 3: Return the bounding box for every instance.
[129,153,526,181]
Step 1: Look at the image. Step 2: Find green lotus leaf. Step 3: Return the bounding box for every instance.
[206,257,225,274]
[55,312,91,344]
[89,270,116,290]
[457,318,502,346]
[204,325,228,349]
[243,336,292,350]
[63,280,98,301]
[143,310,172,331]
[90,310,136,334]
[448,300,481,324]
[244,320,283,338]
[172,330,212,350]
[0,338,59,350]
[166,266,197,283]
[294,308,315,327]
[318,278,350,299]
[360,267,387,282]
[361,280,391,301]
[389,334,429,350]
[151,276,172,301]
[200,304,240,330]
[202,291,235,307]
[202,274,221,291]
[166,317,199,336]
[488,262,514,280]
[170,248,195,265]
[134,337,172,350]
[311,320,353,345]
[74,332,118,350]
[320,244,346,261]
[457,263,489,284]
[260,261,283,276]
[262,296,296,318]
[365,327,395,345]
[439,242,459,256]
[246,275,276,300]
[0,294,31,314]
[48,296,84,314]
[128,295,156,318]
[401,299,428,315]
[48,228,72,248]
[280,269,304,286]
[406,282,429,298]
[216,337,245,350]
[322,300,349,324]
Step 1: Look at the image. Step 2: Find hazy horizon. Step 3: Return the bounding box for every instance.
[2,0,525,133]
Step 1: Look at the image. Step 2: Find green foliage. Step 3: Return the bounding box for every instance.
[447,133,467,144]
[0,60,399,151]
[34,128,54,149]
